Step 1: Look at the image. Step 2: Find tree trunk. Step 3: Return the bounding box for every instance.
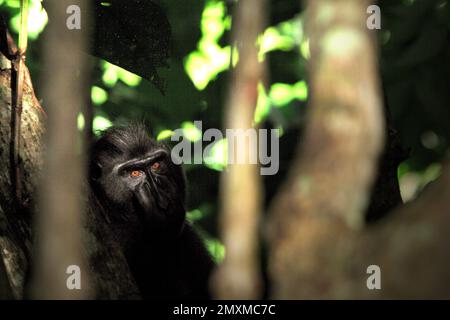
[212,0,267,299]
[0,49,45,299]
[268,0,450,299]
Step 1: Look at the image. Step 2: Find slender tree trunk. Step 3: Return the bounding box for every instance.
[212,0,267,299]
[29,0,91,299]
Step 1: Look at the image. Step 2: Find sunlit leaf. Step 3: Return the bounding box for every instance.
[205,238,225,264]
[184,53,211,90]
[275,126,284,137]
[10,0,48,40]
[118,68,142,87]
[269,81,308,108]
[259,26,295,60]
[186,209,205,222]
[182,122,202,142]
[184,0,232,91]
[397,162,410,180]
[300,38,311,60]
[270,83,294,106]
[91,86,108,105]
[293,81,308,101]
[201,1,226,41]
[156,129,174,141]
[254,83,270,124]
[102,67,119,87]
[258,17,304,61]
[192,224,225,263]
[93,115,113,133]
[6,0,20,9]
[422,163,442,186]
[399,162,442,202]
[102,61,142,88]
[77,113,85,131]
[204,138,228,171]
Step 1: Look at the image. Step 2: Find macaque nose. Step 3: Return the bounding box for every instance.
[135,181,153,214]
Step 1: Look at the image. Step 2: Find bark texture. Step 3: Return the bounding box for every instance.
[269,0,450,299]
[212,0,267,299]
[269,0,385,298]
[0,26,139,299]
[0,51,44,299]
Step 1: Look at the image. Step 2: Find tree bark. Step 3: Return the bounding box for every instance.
[29,0,91,299]
[268,0,385,298]
[0,49,45,299]
[269,0,450,299]
[212,0,267,299]
[0,19,140,299]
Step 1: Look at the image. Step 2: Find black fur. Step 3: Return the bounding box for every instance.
[89,124,214,299]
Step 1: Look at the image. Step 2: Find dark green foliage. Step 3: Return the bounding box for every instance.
[380,0,450,170]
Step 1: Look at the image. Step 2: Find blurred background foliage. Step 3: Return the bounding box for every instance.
[1,0,450,262]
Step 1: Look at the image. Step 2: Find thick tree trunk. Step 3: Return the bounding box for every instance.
[268,0,450,299]
[0,50,44,299]
[268,0,384,298]
[0,246,13,299]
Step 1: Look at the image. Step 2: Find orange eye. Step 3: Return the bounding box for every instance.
[130,170,143,178]
[151,162,160,170]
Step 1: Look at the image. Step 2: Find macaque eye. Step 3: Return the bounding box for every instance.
[130,170,144,178]
[151,162,160,170]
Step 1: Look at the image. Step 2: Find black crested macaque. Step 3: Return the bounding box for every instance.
[89,125,214,299]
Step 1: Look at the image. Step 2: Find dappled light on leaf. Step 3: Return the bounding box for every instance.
[101,61,141,88]
[93,115,113,134]
[91,86,108,105]
[5,0,20,8]
[184,0,233,90]
[269,81,308,108]
[270,83,292,106]
[156,129,174,141]
[186,209,205,222]
[399,162,442,202]
[259,27,293,59]
[300,38,310,59]
[253,83,270,124]
[77,113,85,131]
[204,138,228,172]
[184,44,232,90]
[182,121,202,142]
[205,238,225,264]
[201,1,227,41]
[259,16,303,60]
[10,0,47,40]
